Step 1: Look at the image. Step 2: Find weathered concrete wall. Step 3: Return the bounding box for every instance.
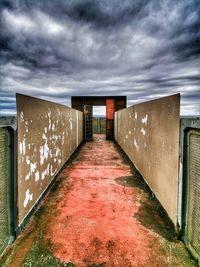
[16,94,83,224]
[115,94,180,226]
[178,117,200,228]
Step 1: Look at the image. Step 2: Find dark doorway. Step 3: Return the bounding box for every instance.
[71,96,126,140]
[84,105,93,141]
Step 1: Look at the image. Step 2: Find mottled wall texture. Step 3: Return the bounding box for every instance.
[115,94,180,226]
[17,94,83,224]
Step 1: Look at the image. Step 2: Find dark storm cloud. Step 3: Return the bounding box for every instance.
[0,0,200,115]
[1,0,149,27]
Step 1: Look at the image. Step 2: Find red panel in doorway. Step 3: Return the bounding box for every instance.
[106,99,115,120]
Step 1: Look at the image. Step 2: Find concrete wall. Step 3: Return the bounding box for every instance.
[115,94,180,226]
[0,128,9,253]
[178,117,200,228]
[0,125,16,254]
[16,94,83,225]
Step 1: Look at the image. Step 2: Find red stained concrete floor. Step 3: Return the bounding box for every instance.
[45,135,194,266]
[1,134,195,267]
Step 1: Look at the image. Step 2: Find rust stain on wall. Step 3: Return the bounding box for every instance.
[106,99,115,120]
[115,94,180,226]
[16,94,83,224]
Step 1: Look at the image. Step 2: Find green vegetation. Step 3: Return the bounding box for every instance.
[93,118,106,134]
[22,231,75,267]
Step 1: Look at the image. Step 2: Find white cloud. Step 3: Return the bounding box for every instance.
[3,10,35,32]
[2,9,65,38]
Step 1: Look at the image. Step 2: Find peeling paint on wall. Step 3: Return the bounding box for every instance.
[142,114,148,125]
[35,171,40,182]
[23,189,33,208]
[30,163,37,174]
[141,128,146,136]
[134,138,139,150]
[115,94,180,226]
[134,112,137,120]
[25,172,30,181]
[17,94,83,224]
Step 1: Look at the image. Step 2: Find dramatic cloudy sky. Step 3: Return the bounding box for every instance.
[0,0,200,116]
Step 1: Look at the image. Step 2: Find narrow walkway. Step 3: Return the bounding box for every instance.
[0,135,195,267]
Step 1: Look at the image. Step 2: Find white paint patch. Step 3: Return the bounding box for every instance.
[19,138,26,156]
[52,134,58,141]
[39,141,49,165]
[142,114,148,125]
[48,110,52,130]
[129,130,131,134]
[135,112,137,120]
[125,134,128,139]
[46,164,50,175]
[20,111,24,122]
[28,144,31,149]
[52,123,55,131]
[26,156,30,165]
[62,132,65,145]
[30,162,37,174]
[55,147,60,157]
[42,133,47,140]
[51,165,56,176]
[69,117,73,130]
[134,138,139,150]
[23,189,33,208]
[23,138,25,155]
[35,170,40,181]
[25,172,30,180]
[141,128,146,135]
[25,121,28,132]
[19,142,23,154]
[44,127,47,133]
[20,138,26,155]
[41,164,50,180]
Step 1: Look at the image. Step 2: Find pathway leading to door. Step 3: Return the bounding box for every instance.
[0,135,195,267]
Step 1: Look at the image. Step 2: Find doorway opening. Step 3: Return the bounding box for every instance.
[93,106,106,135]
[71,96,127,141]
[84,100,115,141]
